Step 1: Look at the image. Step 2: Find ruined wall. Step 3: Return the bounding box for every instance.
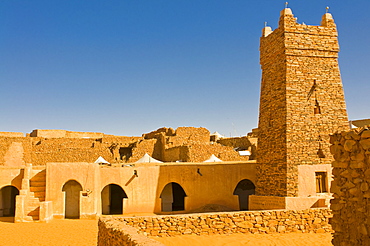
[0,132,24,137]
[163,143,248,162]
[0,126,247,166]
[163,127,210,149]
[142,127,246,162]
[163,146,187,162]
[187,144,248,162]
[100,209,332,238]
[98,218,165,246]
[0,135,140,166]
[217,136,257,160]
[330,127,370,246]
[257,8,348,197]
[129,139,158,163]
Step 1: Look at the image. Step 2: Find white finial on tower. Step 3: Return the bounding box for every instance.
[285,2,288,8]
[264,22,267,27]
[326,6,329,13]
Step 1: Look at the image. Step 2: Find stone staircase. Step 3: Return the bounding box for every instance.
[30,170,46,202]
[15,165,52,222]
[25,196,41,221]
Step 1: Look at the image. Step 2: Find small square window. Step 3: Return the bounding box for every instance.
[316,172,328,193]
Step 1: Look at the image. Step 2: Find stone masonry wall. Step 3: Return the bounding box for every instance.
[98,218,165,246]
[0,135,140,166]
[217,136,257,160]
[256,8,348,197]
[330,127,370,246]
[101,209,332,238]
[0,127,247,166]
[186,144,248,162]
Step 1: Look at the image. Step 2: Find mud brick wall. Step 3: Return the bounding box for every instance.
[101,209,332,238]
[330,127,370,246]
[256,9,348,197]
[98,218,165,246]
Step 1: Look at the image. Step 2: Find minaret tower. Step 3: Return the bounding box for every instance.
[250,7,349,209]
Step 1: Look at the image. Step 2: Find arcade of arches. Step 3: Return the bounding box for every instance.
[0,161,259,222]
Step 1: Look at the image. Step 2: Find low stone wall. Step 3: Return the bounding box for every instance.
[98,218,165,246]
[330,127,370,246]
[100,209,332,239]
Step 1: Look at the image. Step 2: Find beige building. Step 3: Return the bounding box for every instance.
[1,159,256,222]
[0,7,351,222]
[0,127,257,222]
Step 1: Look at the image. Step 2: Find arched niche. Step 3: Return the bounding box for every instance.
[233,179,255,211]
[62,180,82,219]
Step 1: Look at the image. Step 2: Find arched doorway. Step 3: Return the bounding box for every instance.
[62,180,82,219]
[233,179,255,211]
[0,186,19,217]
[160,182,186,212]
[101,184,128,215]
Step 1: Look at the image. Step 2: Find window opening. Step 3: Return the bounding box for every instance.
[314,99,321,114]
[315,172,328,193]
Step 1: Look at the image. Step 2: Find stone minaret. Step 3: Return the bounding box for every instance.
[251,8,349,209]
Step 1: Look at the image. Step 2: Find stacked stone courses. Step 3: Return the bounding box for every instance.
[99,208,332,238]
[330,127,370,246]
[98,219,165,246]
[257,8,348,197]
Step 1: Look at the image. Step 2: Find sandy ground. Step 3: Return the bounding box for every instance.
[0,217,98,246]
[152,233,333,246]
[0,217,333,246]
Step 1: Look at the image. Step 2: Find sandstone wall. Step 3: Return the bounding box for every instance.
[101,209,332,237]
[98,218,165,246]
[330,127,370,246]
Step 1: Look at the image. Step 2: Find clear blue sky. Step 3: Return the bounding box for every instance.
[1,1,369,137]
